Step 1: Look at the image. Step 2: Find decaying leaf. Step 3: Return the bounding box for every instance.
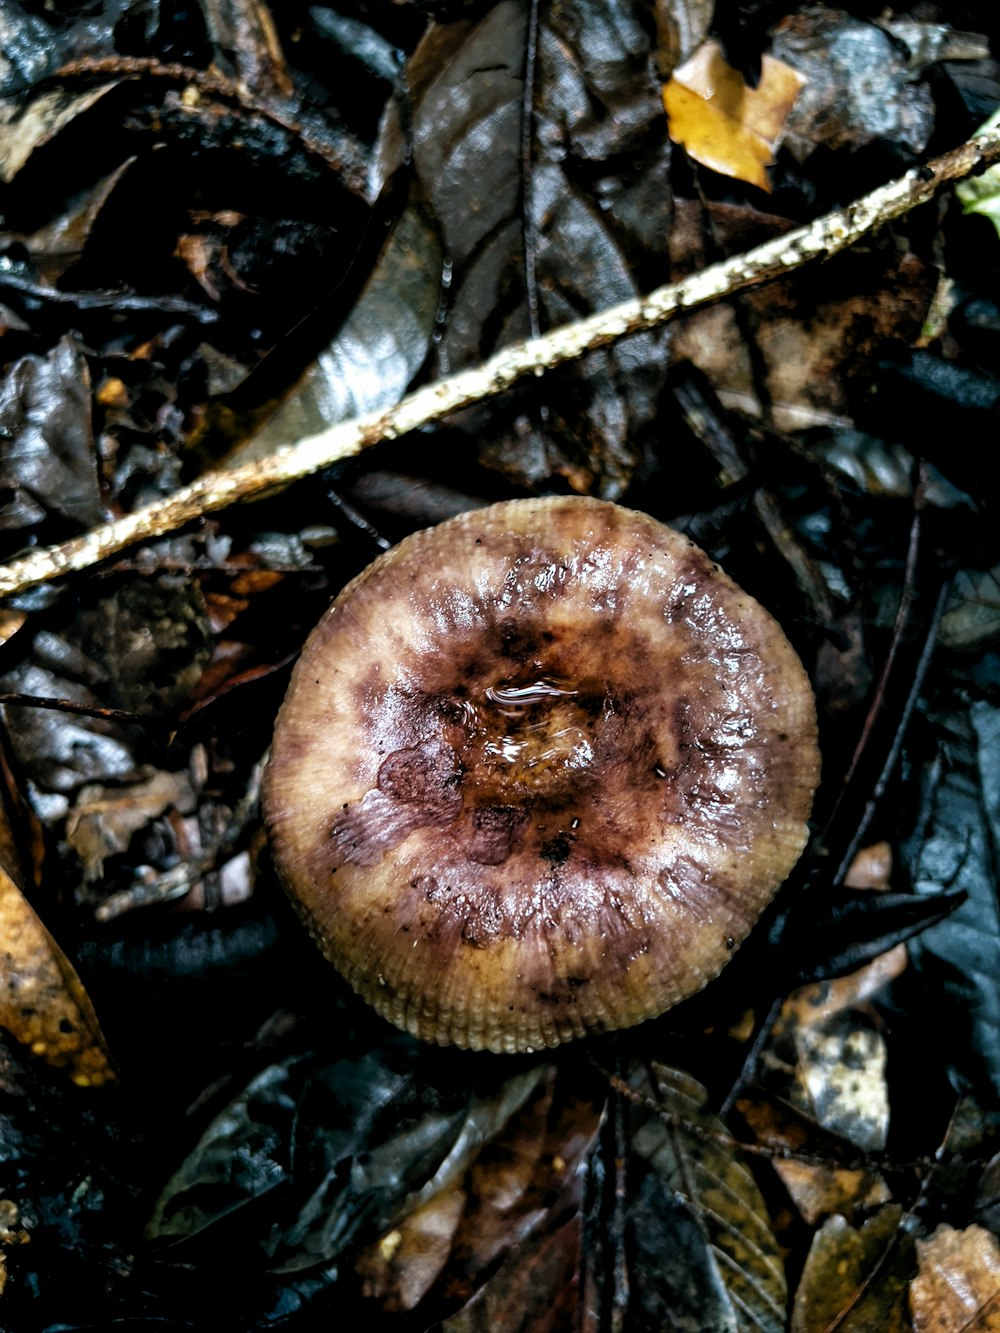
[774,1160,892,1228]
[358,1068,600,1323]
[910,1224,1000,1332]
[794,1024,890,1153]
[0,863,114,1086]
[792,1205,914,1333]
[772,9,936,160]
[0,722,113,1087]
[630,1062,787,1332]
[0,82,119,182]
[0,336,103,538]
[903,704,1000,1100]
[662,40,805,190]
[372,0,673,498]
[0,1198,30,1299]
[66,770,197,881]
[146,1043,547,1268]
[735,1092,893,1228]
[770,845,906,1153]
[668,203,936,429]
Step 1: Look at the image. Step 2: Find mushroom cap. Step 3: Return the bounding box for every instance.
[263,497,820,1052]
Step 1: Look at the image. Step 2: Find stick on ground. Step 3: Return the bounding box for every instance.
[2,125,999,600]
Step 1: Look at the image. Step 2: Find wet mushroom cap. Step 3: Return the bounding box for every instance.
[263,496,820,1052]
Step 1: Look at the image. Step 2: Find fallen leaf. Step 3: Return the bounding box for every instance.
[359,1186,467,1312]
[774,1160,892,1228]
[903,702,1000,1100]
[669,204,936,428]
[0,336,102,538]
[146,1046,546,1269]
[631,1062,788,1332]
[770,844,906,1155]
[0,82,119,182]
[792,1205,913,1333]
[663,40,805,191]
[66,770,197,881]
[358,1069,600,1323]
[910,1225,1000,1332]
[772,9,935,160]
[231,201,442,463]
[0,864,115,1086]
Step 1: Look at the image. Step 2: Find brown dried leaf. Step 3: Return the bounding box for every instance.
[359,1186,467,1313]
[669,209,936,428]
[0,862,115,1085]
[774,1160,892,1228]
[356,1068,600,1325]
[663,40,805,191]
[910,1225,1000,1333]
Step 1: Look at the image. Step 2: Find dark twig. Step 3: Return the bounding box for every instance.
[0,693,164,726]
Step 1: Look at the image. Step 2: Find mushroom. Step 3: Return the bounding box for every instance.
[263,496,820,1052]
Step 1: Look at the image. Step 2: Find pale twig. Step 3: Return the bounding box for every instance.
[3,125,1000,600]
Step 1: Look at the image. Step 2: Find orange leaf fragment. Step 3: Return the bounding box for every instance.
[0,862,115,1087]
[663,40,805,191]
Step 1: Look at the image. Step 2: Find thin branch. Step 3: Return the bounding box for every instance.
[3,125,1000,601]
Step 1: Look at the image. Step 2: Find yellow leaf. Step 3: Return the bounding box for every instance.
[663,40,805,191]
[0,794,115,1087]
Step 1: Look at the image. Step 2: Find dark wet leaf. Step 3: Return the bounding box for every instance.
[0,336,103,541]
[147,1036,545,1272]
[622,1062,786,1333]
[0,2,134,98]
[310,8,403,85]
[772,886,967,989]
[0,662,138,796]
[812,431,973,510]
[385,0,673,496]
[0,576,210,798]
[940,568,1000,653]
[902,701,1000,1099]
[772,9,935,160]
[244,200,442,457]
[1,159,135,288]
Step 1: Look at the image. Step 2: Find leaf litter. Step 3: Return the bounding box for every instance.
[1,0,1000,1329]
